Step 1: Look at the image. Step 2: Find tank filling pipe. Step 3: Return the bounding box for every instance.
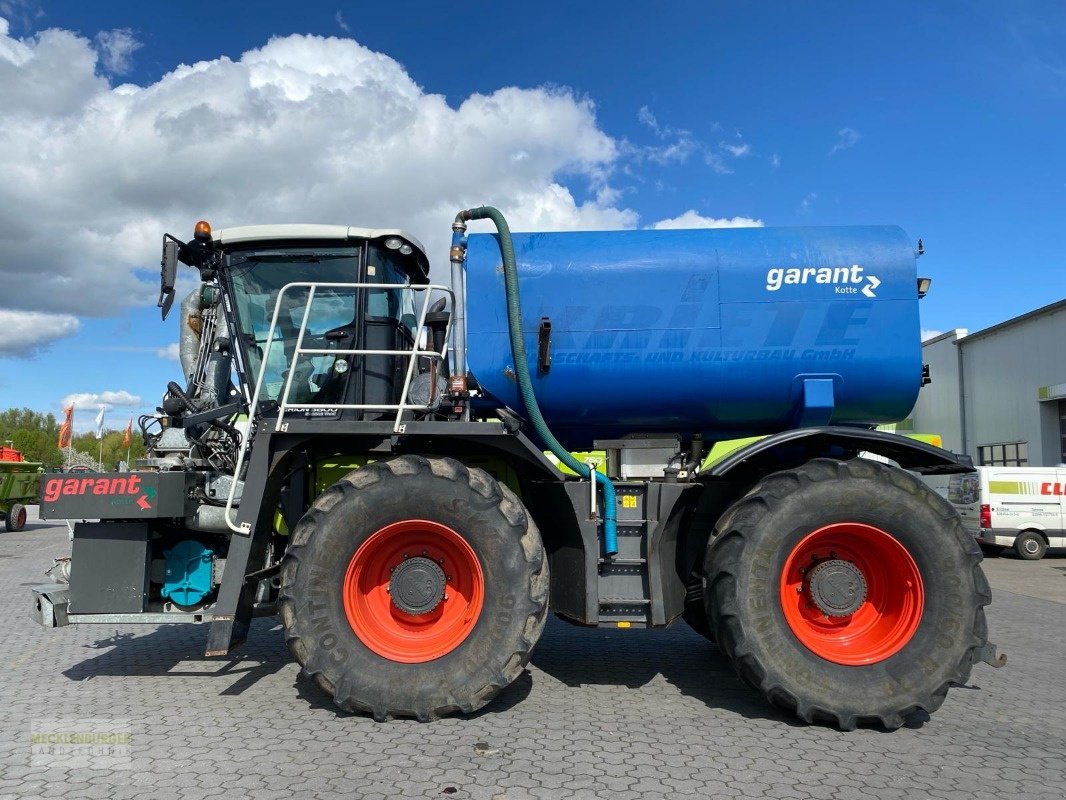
[178,288,202,382]
[449,220,469,381]
[454,206,619,555]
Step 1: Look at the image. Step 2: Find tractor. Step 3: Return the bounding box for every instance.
[1,446,39,532]
[32,208,1003,728]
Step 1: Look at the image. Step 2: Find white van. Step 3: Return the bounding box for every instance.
[945,467,1066,560]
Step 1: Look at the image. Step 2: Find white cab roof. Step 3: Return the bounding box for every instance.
[213,224,428,261]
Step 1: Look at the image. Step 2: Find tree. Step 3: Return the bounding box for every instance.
[71,428,146,471]
[0,408,62,466]
[0,408,146,469]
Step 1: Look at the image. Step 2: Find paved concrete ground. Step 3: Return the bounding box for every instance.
[2,513,1064,800]
[977,545,1066,605]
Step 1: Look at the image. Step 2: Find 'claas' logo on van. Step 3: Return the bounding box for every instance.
[42,474,152,509]
[1040,483,1065,496]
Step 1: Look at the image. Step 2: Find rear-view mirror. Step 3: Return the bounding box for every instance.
[158,239,179,320]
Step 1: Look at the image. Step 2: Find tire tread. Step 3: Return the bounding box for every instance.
[278,455,547,721]
[707,457,991,730]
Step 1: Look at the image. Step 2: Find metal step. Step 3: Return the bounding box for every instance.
[597,482,652,626]
[598,598,651,626]
[610,524,645,562]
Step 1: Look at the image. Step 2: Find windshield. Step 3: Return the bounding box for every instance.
[228,248,362,405]
[226,246,416,407]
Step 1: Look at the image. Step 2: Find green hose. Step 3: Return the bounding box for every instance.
[460,206,618,555]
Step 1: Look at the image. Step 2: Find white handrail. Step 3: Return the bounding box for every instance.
[276,284,317,428]
[224,281,453,534]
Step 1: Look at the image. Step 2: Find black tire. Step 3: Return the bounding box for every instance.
[279,455,548,721]
[5,503,26,532]
[705,457,991,731]
[1013,531,1047,561]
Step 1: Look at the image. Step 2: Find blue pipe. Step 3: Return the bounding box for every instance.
[456,206,618,555]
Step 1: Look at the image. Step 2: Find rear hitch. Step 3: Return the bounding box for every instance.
[973,641,1007,669]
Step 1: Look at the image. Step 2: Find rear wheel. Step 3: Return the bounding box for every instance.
[1014,531,1047,560]
[4,503,26,532]
[279,455,548,720]
[706,458,990,730]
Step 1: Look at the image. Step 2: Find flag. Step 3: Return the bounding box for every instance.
[94,406,106,440]
[57,405,74,449]
[122,417,133,449]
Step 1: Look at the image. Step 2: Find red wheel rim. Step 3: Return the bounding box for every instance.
[343,520,484,663]
[15,508,25,529]
[779,522,924,665]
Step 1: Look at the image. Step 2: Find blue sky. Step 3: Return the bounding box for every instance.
[1,1,1064,430]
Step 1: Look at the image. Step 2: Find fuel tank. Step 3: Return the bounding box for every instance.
[464,226,922,448]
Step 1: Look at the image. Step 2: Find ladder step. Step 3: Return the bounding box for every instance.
[599,558,645,565]
[599,598,651,605]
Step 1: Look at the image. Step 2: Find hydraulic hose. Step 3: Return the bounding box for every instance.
[457,206,618,555]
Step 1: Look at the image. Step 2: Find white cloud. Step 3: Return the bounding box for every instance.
[650,211,763,230]
[645,137,697,166]
[705,152,733,175]
[637,106,659,131]
[0,309,79,356]
[93,28,142,75]
[706,133,752,168]
[634,105,697,165]
[798,192,817,214]
[829,127,861,155]
[635,121,754,173]
[770,153,781,168]
[59,389,143,410]
[335,11,350,32]
[720,142,751,158]
[0,27,637,342]
[0,3,43,36]
[155,342,180,361]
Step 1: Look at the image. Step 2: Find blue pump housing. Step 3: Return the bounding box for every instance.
[464,225,921,449]
[162,540,215,607]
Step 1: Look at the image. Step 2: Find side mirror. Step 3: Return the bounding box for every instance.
[158,239,179,320]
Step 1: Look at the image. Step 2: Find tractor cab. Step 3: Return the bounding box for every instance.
[159,222,451,426]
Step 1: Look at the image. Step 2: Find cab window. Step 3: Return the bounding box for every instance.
[228,248,360,404]
[366,247,417,336]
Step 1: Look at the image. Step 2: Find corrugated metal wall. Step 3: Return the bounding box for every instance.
[909,303,1066,466]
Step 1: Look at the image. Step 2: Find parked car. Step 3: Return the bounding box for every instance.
[944,467,1065,559]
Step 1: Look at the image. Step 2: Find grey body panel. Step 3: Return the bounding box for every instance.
[69,522,151,614]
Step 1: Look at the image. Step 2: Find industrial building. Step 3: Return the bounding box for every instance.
[900,299,1066,467]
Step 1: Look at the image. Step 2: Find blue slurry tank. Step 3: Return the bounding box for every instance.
[464,225,921,448]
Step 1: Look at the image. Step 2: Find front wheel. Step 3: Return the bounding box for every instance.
[279,455,548,721]
[706,458,991,730]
